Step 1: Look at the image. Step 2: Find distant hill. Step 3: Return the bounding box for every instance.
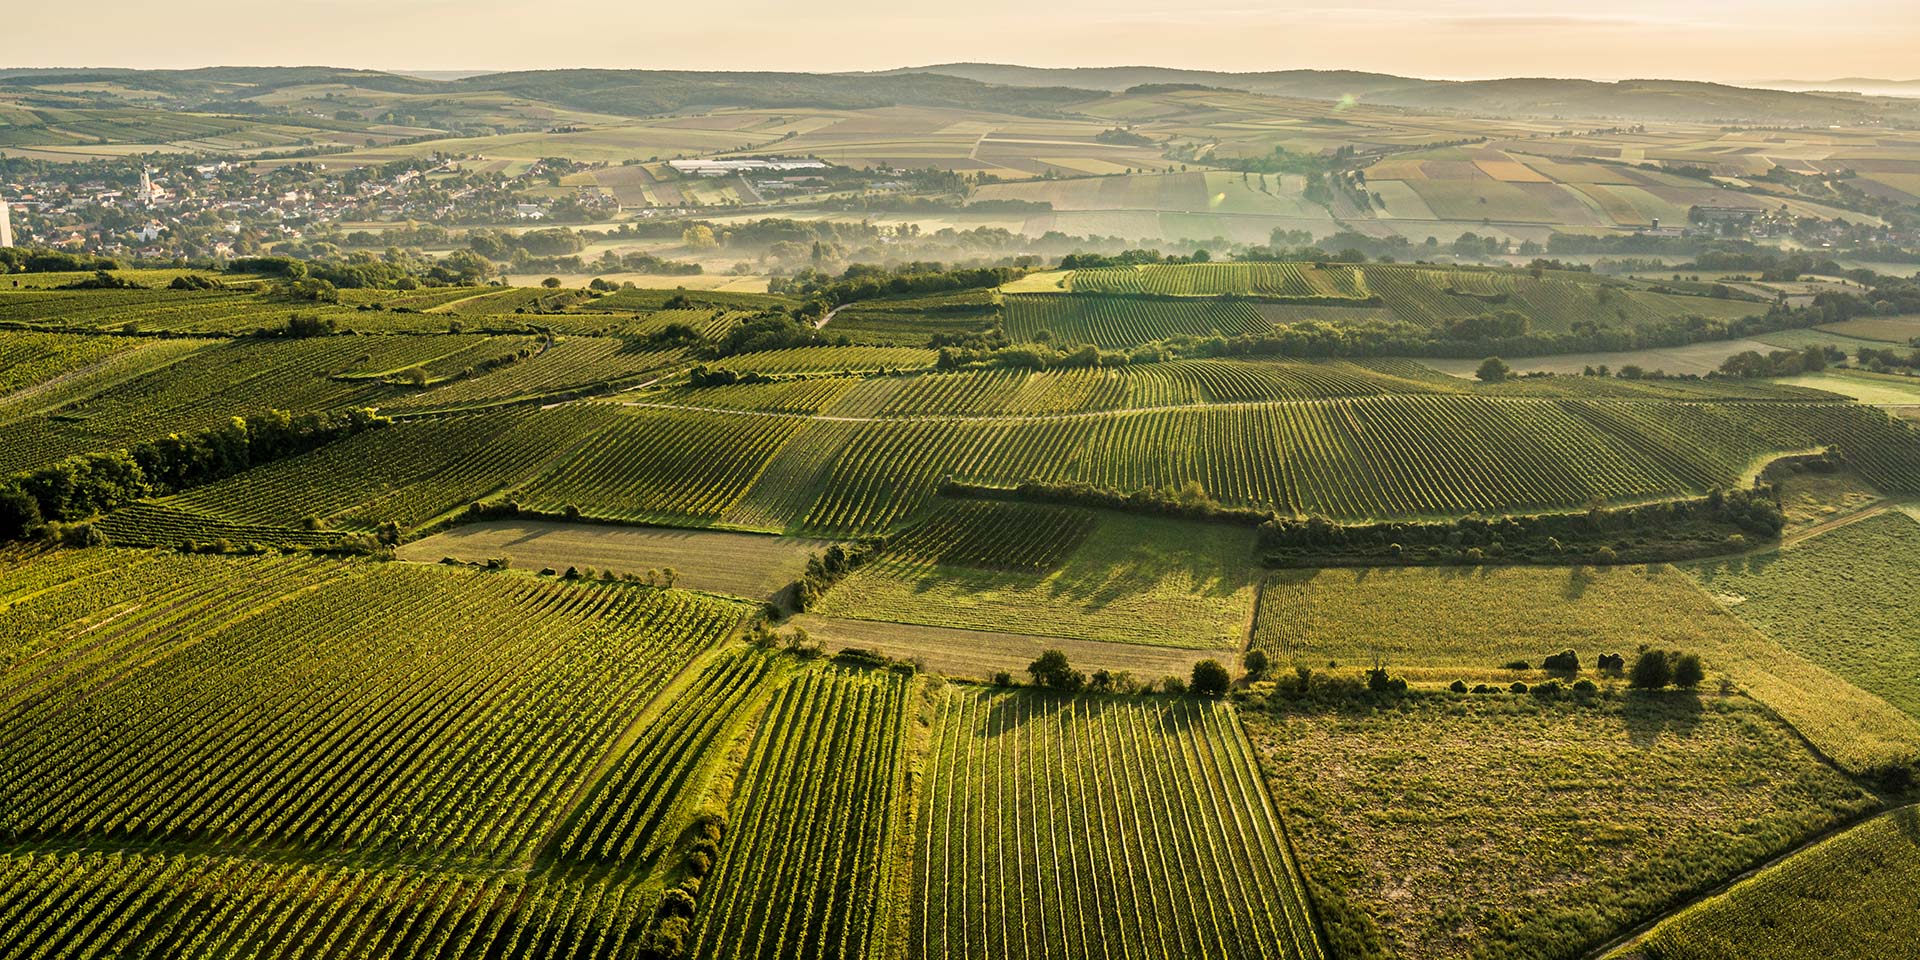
[889,63,1920,124]
[0,66,1103,119]
[1763,78,1920,97]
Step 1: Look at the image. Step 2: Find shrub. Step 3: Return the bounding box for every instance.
[1027,649,1085,692]
[1672,653,1705,689]
[1596,652,1626,673]
[990,671,1014,686]
[1531,679,1563,697]
[1472,683,1494,694]
[1242,649,1270,680]
[1509,681,1530,694]
[1630,649,1674,689]
[1572,678,1598,694]
[1449,679,1469,693]
[1502,660,1531,671]
[1541,649,1580,673]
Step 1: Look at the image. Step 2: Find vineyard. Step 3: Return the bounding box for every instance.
[813,509,1261,648]
[528,392,1920,534]
[913,688,1324,960]
[1017,263,1767,345]
[108,405,617,541]
[0,549,745,864]
[688,663,912,960]
[1,269,1916,960]
[1627,805,1920,960]
[1069,262,1369,299]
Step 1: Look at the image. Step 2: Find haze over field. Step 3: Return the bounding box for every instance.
[8,0,1920,83]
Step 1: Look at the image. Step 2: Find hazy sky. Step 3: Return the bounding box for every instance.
[9,0,1918,84]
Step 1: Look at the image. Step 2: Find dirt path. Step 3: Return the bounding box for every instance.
[1783,498,1900,547]
[813,304,846,330]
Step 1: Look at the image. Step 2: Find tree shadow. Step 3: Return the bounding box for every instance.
[1619,691,1706,749]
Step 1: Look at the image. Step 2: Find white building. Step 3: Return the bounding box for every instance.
[0,196,12,248]
[667,158,828,178]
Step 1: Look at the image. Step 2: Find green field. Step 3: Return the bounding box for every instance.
[1248,693,1876,960]
[1620,805,1920,960]
[1689,513,1920,723]
[815,504,1260,649]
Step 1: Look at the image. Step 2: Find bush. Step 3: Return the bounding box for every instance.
[990,671,1014,686]
[1242,649,1270,680]
[1449,679,1469,693]
[1572,678,1598,694]
[1541,649,1580,673]
[1672,653,1706,689]
[1531,679,1563,697]
[1509,681,1530,694]
[1630,649,1674,689]
[1028,649,1085,692]
[1596,652,1626,674]
[1502,660,1531,671]
[1191,659,1232,698]
[1472,683,1494,694]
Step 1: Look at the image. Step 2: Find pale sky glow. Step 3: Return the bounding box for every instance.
[7,0,1917,84]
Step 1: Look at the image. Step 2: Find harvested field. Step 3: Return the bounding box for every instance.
[397,519,835,599]
[787,614,1237,682]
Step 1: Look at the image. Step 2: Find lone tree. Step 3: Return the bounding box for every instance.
[1629,649,1674,689]
[1191,659,1231,698]
[1672,653,1705,690]
[1028,649,1085,692]
[1476,356,1512,383]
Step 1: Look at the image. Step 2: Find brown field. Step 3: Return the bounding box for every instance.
[786,614,1235,682]
[396,519,833,599]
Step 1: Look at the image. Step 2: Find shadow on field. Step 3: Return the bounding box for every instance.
[1620,693,1705,749]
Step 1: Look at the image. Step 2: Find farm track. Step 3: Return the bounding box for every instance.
[620,396,1876,426]
[1782,499,1906,547]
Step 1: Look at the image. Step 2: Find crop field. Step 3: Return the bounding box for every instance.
[813,506,1260,649]
[1688,513,1920,723]
[913,688,1324,960]
[1620,805,1920,960]
[786,615,1229,681]
[1248,694,1876,960]
[398,520,836,599]
[688,664,912,960]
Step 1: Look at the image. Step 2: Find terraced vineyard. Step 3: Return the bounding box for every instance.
[1070,262,1369,299]
[689,664,912,960]
[913,688,1324,960]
